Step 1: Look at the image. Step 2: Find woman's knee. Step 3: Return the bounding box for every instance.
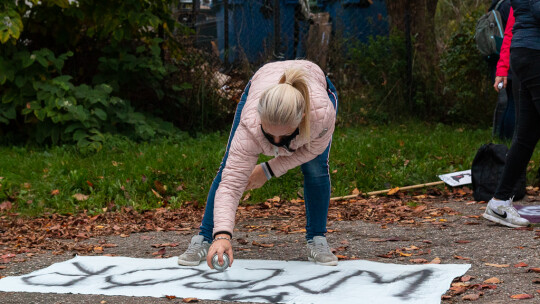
[301,159,329,178]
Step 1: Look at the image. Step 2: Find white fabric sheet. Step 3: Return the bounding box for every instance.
[0,256,470,304]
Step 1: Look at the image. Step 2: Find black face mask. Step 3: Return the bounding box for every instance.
[261,125,299,152]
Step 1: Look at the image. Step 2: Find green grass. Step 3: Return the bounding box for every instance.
[1,121,538,216]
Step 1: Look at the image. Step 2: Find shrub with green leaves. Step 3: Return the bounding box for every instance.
[439,10,495,124]
[339,33,408,123]
[0,0,199,149]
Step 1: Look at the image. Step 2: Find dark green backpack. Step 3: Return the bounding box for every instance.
[474,0,505,56]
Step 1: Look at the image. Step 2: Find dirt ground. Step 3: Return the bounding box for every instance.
[1,194,539,304]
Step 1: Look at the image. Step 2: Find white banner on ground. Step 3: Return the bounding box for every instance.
[438,169,472,187]
[0,256,470,304]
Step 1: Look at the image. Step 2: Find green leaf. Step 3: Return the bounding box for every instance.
[93,108,107,120]
[113,28,124,41]
[65,123,83,134]
[73,129,88,141]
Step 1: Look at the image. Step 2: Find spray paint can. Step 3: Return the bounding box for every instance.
[211,253,230,271]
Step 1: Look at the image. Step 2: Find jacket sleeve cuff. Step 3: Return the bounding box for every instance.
[260,162,274,180]
[212,231,233,239]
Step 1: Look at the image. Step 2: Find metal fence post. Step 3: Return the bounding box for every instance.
[273,0,281,58]
[224,0,229,65]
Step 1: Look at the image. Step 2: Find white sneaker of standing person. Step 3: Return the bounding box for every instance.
[306,236,338,266]
[177,235,211,266]
[483,198,530,228]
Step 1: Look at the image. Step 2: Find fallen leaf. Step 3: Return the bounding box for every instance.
[154,180,167,194]
[164,295,176,299]
[514,262,528,268]
[533,278,540,284]
[0,265,6,269]
[403,245,419,251]
[454,255,470,260]
[387,187,400,195]
[471,284,497,290]
[152,243,179,248]
[352,188,360,195]
[0,201,13,211]
[429,257,441,264]
[182,297,199,303]
[462,293,480,301]
[510,294,533,299]
[450,286,467,294]
[93,246,103,253]
[335,254,349,260]
[72,193,89,201]
[50,189,60,195]
[252,241,274,248]
[461,275,474,282]
[236,238,248,245]
[455,240,471,244]
[152,248,166,256]
[528,268,540,273]
[410,258,428,264]
[485,263,510,268]
[151,189,163,199]
[483,277,501,284]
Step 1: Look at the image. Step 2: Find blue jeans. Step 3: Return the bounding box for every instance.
[199,77,338,242]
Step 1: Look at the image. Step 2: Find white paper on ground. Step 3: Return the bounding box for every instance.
[0,256,470,304]
[438,169,472,187]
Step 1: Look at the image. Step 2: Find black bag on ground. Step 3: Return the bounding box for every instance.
[471,143,526,202]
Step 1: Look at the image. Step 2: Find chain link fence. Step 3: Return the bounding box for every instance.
[172,0,389,129]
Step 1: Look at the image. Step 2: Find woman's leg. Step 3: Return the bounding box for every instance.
[494,48,540,200]
[301,143,331,240]
[198,82,252,242]
[301,76,338,240]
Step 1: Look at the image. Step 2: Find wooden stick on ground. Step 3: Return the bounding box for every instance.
[329,180,445,201]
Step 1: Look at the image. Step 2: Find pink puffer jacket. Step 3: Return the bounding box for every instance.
[213,60,336,237]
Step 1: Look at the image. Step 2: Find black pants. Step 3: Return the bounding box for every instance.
[495,47,540,200]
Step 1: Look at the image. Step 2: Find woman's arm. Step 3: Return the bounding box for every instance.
[268,113,335,177]
[494,8,514,92]
[212,124,259,237]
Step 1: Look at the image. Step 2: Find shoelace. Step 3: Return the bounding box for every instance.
[501,205,520,216]
[185,242,205,254]
[311,241,331,255]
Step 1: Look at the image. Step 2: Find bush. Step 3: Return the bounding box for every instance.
[0,0,230,149]
[439,10,495,125]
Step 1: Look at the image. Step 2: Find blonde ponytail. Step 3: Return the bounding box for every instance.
[258,67,311,141]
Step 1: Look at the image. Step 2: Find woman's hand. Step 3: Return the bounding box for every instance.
[246,164,268,190]
[494,76,507,92]
[207,234,234,269]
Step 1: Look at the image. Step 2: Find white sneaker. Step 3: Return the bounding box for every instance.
[177,235,211,266]
[483,199,530,228]
[307,236,338,266]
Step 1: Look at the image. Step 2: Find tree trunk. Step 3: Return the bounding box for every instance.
[387,0,440,113]
[387,0,438,62]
